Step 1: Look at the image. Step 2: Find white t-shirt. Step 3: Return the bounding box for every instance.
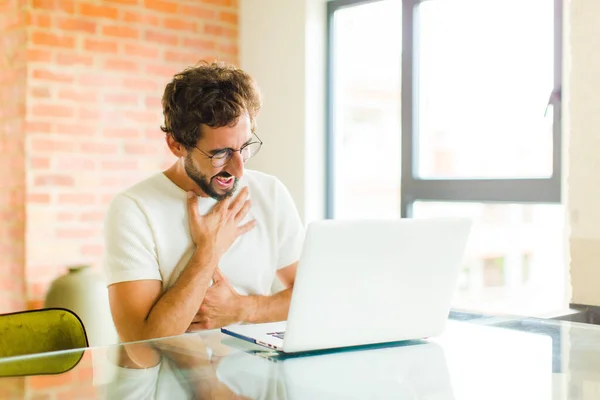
[103,169,304,295]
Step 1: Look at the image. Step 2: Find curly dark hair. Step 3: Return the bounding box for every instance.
[160,61,262,149]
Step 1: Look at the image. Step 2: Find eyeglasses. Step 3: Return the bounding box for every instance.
[195,132,263,168]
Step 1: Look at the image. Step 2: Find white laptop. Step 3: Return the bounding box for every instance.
[222,217,472,354]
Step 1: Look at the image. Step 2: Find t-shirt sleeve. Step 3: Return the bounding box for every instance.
[104,193,162,285]
[274,179,305,270]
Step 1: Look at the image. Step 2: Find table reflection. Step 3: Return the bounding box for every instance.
[106,335,455,400]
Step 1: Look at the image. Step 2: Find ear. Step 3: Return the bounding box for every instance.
[165,134,188,158]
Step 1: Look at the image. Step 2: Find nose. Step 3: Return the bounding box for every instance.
[225,151,244,179]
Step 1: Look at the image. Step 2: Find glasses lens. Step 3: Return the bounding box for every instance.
[241,142,262,162]
[211,150,231,168]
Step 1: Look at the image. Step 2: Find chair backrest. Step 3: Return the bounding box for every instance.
[0,308,89,377]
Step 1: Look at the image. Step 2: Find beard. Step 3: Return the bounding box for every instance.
[184,154,239,201]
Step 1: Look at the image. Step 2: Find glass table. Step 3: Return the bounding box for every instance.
[0,310,597,399]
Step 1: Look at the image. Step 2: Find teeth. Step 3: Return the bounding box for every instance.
[217,177,232,182]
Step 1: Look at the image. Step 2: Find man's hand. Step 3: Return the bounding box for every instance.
[189,269,254,331]
[187,186,256,258]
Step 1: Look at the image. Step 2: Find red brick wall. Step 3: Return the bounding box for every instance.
[23,0,239,309]
[1,0,28,314]
[0,1,27,397]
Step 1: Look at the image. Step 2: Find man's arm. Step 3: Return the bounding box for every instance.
[191,262,298,329]
[109,248,217,343]
[241,262,297,323]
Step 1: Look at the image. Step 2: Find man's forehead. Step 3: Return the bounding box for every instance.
[198,124,252,147]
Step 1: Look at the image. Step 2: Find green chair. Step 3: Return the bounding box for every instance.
[0,308,89,377]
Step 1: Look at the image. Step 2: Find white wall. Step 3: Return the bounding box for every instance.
[239,0,327,224]
[565,0,600,306]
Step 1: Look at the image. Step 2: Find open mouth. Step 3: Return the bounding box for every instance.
[214,175,234,189]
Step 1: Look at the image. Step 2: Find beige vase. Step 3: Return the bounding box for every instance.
[44,265,118,347]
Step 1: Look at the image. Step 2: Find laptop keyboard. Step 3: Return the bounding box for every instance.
[268,331,285,340]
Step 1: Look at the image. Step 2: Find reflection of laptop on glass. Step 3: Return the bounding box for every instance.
[216,341,455,400]
[222,218,472,354]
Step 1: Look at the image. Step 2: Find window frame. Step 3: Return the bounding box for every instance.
[325,0,563,218]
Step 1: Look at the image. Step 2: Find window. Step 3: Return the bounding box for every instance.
[327,0,564,315]
[326,0,402,220]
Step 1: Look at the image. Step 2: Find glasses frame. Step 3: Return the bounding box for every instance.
[194,131,263,168]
